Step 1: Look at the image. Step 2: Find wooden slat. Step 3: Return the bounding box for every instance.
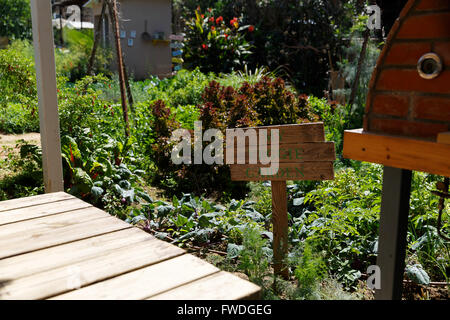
[0,238,185,300]
[230,162,335,181]
[0,207,110,240]
[437,132,450,145]
[226,142,336,164]
[0,215,131,259]
[0,198,92,226]
[226,122,325,145]
[0,228,153,280]
[149,271,261,300]
[50,254,219,300]
[0,192,74,213]
[343,129,450,177]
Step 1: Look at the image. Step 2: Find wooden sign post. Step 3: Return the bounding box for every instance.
[227,123,336,278]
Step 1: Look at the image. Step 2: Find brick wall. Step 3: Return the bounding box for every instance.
[364,0,450,139]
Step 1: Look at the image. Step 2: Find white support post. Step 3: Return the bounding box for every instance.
[30,0,64,193]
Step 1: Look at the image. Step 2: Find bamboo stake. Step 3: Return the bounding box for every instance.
[348,28,370,108]
[87,0,106,76]
[107,0,130,138]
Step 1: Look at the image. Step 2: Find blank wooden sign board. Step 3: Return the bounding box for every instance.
[227,123,335,278]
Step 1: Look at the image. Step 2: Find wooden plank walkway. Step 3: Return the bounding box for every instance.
[0,192,260,300]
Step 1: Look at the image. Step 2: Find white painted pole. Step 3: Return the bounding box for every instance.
[30,0,64,193]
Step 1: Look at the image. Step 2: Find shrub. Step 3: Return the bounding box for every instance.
[175,0,367,95]
[184,8,254,73]
[0,0,32,40]
[0,45,37,107]
[294,242,327,299]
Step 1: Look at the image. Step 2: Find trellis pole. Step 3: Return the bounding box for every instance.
[30,0,64,193]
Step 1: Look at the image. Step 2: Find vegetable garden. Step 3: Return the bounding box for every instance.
[0,0,448,300]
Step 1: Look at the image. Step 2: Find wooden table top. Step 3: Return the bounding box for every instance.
[0,192,260,300]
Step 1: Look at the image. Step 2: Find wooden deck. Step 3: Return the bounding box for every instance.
[0,192,260,300]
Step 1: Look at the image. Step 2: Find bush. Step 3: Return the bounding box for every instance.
[175,0,366,95]
[0,0,32,40]
[144,75,319,198]
[184,8,254,73]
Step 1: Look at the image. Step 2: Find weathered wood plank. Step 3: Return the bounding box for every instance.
[0,198,92,226]
[0,207,110,240]
[226,123,325,145]
[50,254,219,300]
[343,128,450,177]
[0,237,185,300]
[226,142,336,164]
[149,271,261,300]
[0,192,74,213]
[0,215,131,259]
[0,228,153,280]
[271,181,289,279]
[230,162,335,181]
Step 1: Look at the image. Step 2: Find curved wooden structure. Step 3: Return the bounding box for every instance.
[364,0,450,139]
[345,0,450,178]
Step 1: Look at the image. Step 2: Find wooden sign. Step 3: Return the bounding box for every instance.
[227,123,335,278]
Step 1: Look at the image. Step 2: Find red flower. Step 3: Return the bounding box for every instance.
[211,26,215,31]
[216,16,223,24]
[201,14,204,18]
[202,44,208,50]
[230,17,239,28]
[224,34,229,39]
[249,25,255,32]
[209,17,214,23]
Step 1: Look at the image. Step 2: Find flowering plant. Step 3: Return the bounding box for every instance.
[184,8,254,73]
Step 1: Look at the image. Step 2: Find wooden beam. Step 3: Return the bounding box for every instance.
[30,0,64,193]
[271,181,289,279]
[375,167,411,300]
[343,129,450,177]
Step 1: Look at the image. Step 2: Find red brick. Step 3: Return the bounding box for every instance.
[434,41,450,67]
[384,42,431,65]
[397,12,450,39]
[416,0,450,11]
[369,117,449,138]
[413,96,450,121]
[377,69,450,94]
[372,94,410,117]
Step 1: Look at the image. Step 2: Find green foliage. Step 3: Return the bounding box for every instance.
[0,44,37,107]
[294,243,327,300]
[57,28,112,81]
[0,103,39,134]
[0,0,32,40]
[405,264,430,285]
[175,0,366,95]
[0,142,44,200]
[184,8,254,73]
[334,30,381,129]
[237,226,272,285]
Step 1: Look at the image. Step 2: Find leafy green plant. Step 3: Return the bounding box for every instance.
[184,8,254,73]
[237,226,272,285]
[0,0,32,40]
[294,242,327,300]
[0,142,44,200]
